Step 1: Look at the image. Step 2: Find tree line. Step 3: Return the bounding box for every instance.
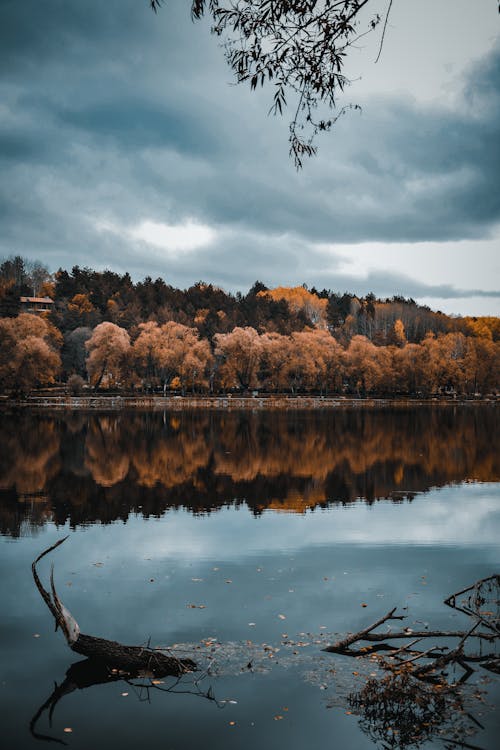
[0,256,499,396]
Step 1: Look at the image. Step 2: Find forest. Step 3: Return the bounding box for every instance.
[0,255,499,397]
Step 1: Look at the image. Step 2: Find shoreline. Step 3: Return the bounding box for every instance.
[0,394,497,411]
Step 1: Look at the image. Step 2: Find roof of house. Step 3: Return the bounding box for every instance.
[20,296,55,304]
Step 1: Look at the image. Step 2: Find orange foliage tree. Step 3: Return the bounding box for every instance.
[213,326,263,390]
[85,322,131,388]
[133,321,212,393]
[344,335,389,395]
[258,286,328,328]
[0,313,62,394]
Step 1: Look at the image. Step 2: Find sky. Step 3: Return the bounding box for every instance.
[1,0,499,316]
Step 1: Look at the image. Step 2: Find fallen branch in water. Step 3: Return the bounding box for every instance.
[324,575,500,682]
[32,538,196,677]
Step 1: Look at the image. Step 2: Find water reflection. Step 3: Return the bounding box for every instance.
[0,406,498,537]
[30,658,221,746]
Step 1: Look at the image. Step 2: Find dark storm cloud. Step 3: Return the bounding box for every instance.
[0,0,498,304]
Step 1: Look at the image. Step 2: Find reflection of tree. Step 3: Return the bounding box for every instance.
[327,576,499,750]
[0,415,60,496]
[348,669,482,750]
[85,417,130,487]
[131,424,210,489]
[0,407,499,535]
[30,657,219,745]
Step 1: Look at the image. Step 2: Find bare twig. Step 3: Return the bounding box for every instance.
[374,0,394,63]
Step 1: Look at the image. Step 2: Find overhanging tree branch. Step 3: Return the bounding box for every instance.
[151,1,390,167]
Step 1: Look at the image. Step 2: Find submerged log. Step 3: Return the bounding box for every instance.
[32,538,196,677]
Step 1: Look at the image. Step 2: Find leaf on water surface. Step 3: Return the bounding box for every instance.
[278,614,286,620]
[63,728,73,733]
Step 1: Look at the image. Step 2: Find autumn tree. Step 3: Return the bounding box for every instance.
[133,320,212,393]
[463,336,500,395]
[280,330,342,393]
[258,332,292,391]
[259,286,329,329]
[391,342,423,394]
[344,334,388,395]
[0,313,62,394]
[213,326,263,390]
[418,333,468,395]
[85,322,131,388]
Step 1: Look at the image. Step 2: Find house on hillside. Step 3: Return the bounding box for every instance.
[19,296,55,314]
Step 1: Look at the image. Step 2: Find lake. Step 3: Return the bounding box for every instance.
[1,405,499,749]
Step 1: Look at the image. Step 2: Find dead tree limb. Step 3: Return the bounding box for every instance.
[324,575,500,682]
[323,607,404,653]
[32,538,196,677]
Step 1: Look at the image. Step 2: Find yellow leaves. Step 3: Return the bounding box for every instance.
[258,286,328,329]
[68,293,95,314]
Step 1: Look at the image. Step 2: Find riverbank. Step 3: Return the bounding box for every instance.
[0,394,497,411]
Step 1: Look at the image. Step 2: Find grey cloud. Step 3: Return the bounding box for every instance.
[0,0,499,306]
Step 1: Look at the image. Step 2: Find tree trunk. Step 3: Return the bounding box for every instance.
[32,538,196,677]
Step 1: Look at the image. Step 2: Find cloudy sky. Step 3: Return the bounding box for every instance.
[1,0,499,315]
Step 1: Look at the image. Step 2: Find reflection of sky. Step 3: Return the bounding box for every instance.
[63,482,499,564]
[1,480,499,750]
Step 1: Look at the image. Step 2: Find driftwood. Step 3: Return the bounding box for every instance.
[32,538,196,677]
[324,575,500,683]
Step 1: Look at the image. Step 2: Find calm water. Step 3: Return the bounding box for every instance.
[1,406,499,749]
